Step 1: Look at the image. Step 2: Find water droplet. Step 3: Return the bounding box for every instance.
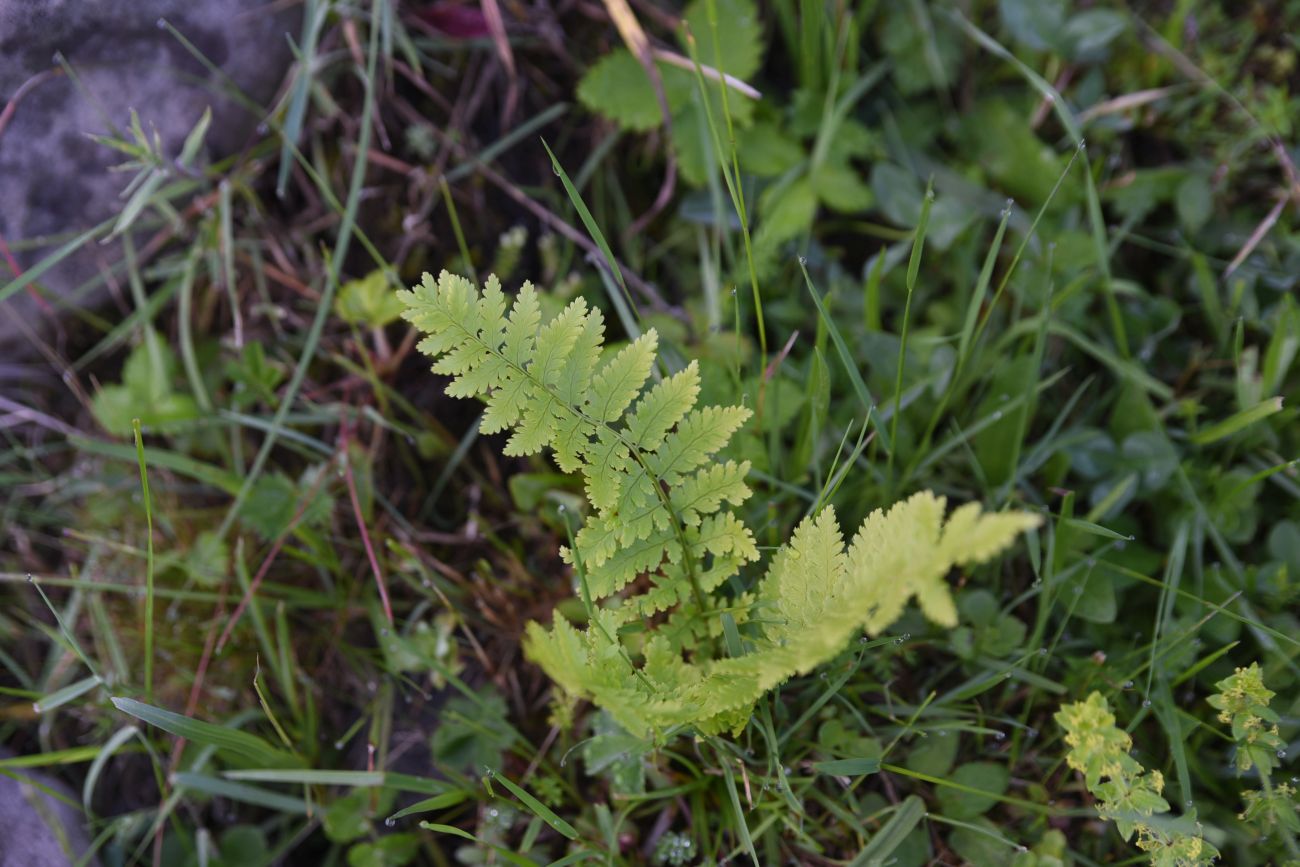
[333,739,345,749]
[1278,750,1288,758]
[557,504,566,513]
[1142,699,1152,708]
[938,730,947,736]
[1185,800,1194,808]
[859,636,869,644]
[380,628,389,637]
[893,637,902,645]
[730,288,737,296]
[994,731,1006,741]
[155,17,166,29]
[1078,139,1087,151]
[1122,681,1134,689]
[902,633,911,640]
[1037,648,1048,656]
[1031,578,1042,588]
[32,703,41,714]
[256,122,269,135]
[26,573,34,583]
[1015,846,1028,853]
[1027,728,1039,739]
[797,256,807,266]
[385,817,396,827]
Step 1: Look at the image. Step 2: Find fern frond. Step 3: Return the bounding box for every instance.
[403,271,1040,740]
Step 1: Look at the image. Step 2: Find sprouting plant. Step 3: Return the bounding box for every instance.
[1209,664,1300,846]
[402,271,1038,738]
[1208,663,1285,777]
[1056,692,1220,866]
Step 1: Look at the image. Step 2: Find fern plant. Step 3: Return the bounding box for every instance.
[401,271,1038,738]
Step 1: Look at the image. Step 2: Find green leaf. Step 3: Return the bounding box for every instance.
[1175,174,1213,234]
[346,833,420,867]
[936,762,1009,818]
[238,469,334,541]
[92,330,200,436]
[577,50,665,132]
[736,122,805,176]
[757,175,818,244]
[678,0,762,81]
[324,790,372,843]
[812,757,881,776]
[1062,9,1127,61]
[998,0,1066,52]
[335,270,406,327]
[812,159,874,213]
[430,689,514,774]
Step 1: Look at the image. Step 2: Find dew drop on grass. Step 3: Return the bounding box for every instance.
[257,123,269,135]
[333,740,345,749]
[1185,800,1194,808]
[26,573,33,583]
[1122,681,1134,689]
[385,817,396,828]
[156,17,166,29]
[1278,750,1288,758]
[797,256,807,266]
[1142,699,1152,708]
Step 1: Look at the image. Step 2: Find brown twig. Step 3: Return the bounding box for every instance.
[342,424,394,625]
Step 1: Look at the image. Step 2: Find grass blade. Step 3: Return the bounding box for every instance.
[110,696,300,768]
[852,795,926,866]
[491,771,578,840]
[798,259,889,453]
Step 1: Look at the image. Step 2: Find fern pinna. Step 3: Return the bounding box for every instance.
[401,271,1039,738]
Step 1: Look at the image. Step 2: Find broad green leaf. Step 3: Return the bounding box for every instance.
[335,270,405,327]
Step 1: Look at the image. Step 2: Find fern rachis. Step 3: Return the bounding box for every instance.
[402,271,1039,737]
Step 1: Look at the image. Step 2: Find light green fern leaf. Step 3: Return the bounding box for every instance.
[403,271,1039,740]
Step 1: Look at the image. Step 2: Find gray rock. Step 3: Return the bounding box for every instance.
[0,752,97,867]
[0,0,300,347]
